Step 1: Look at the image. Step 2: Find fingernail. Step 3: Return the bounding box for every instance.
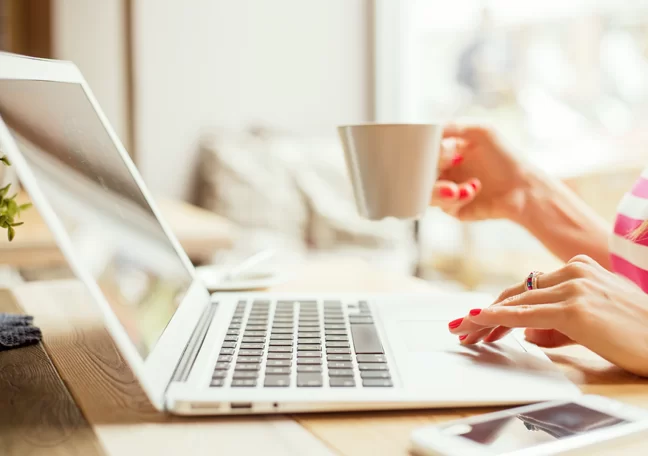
[459,335,468,341]
[451,154,464,166]
[469,180,479,191]
[469,308,482,316]
[459,187,470,199]
[439,187,455,198]
[448,318,463,329]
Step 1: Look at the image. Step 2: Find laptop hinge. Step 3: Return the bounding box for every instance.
[169,301,218,384]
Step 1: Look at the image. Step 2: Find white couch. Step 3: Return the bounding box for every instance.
[195,127,418,276]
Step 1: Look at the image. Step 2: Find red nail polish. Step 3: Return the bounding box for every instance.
[459,335,468,341]
[469,180,479,191]
[451,155,464,166]
[469,308,482,316]
[459,187,470,199]
[439,187,455,198]
[448,318,463,329]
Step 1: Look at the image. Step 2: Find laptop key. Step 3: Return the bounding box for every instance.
[210,379,225,387]
[240,343,265,350]
[325,330,348,336]
[358,363,389,371]
[328,361,353,369]
[325,335,348,342]
[269,346,292,353]
[233,371,258,379]
[234,364,261,371]
[297,365,322,373]
[350,324,384,354]
[232,379,257,387]
[297,358,321,365]
[297,345,321,351]
[360,370,391,379]
[297,338,320,345]
[212,370,228,378]
[269,340,293,346]
[272,328,294,334]
[242,337,265,344]
[297,351,321,358]
[362,379,393,387]
[224,335,239,342]
[264,375,291,387]
[265,367,291,375]
[326,342,350,348]
[267,360,291,367]
[238,349,264,356]
[214,362,230,370]
[218,355,233,362]
[356,354,387,363]
[220,348,235,355]
[298,332,320,338]
[267,353,292,360]
[226,330,239,336]
[236,356,262,363]
[330,378,355,388]
[245,325,268,331]
[244,331,267,337]
[298,322,319,328]
[324,324,346,330]
[326,348,351,355]
[328,369,354,377]
[297,373,323,387]
[272,323,293,328]
[221,342,237,349]
[270,333,293,340]
[327,355,352,362]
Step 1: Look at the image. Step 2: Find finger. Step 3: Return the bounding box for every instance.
[491,268,578,305]
[430,181,460,206]
[524,329,575,348]
[438,140,462,172]
[469,304,566,331]
[448,311,492,335]
[493,287,564,308]
[483,326,512,343]
[459,327,492,345]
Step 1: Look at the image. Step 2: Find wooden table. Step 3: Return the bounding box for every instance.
[2,258,648,455]
[0,192,236,268]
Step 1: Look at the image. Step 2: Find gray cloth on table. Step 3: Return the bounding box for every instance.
[0,313,42,351]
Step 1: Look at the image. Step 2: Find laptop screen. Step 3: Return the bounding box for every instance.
[0,79,194,359]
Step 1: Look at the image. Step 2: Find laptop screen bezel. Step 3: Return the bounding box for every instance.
[0,52,212,411]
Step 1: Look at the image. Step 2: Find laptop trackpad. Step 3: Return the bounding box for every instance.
[389,320,561,389]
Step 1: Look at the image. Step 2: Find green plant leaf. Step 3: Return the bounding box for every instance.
[18,203,32,212]
[7,225,15,241]
[0,156,11,166]
[6,199,17,218]
[10,222,23,227]
[0,183,11,198]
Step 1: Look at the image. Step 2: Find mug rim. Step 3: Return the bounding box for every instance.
[337,122,444,129]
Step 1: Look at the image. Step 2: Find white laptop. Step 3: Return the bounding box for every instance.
[0,52,580,415]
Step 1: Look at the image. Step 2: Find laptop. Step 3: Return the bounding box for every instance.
[0,52,580,415]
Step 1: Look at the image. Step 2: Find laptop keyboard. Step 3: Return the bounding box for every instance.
[210,299,393,388]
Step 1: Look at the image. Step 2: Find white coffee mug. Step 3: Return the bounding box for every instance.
[338,123,442,220]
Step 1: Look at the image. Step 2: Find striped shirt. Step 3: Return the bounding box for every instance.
[611,169,648,292]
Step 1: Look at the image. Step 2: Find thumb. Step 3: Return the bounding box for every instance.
[438,138,462,172]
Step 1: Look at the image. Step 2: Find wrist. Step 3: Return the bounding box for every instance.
[504,167,551,228]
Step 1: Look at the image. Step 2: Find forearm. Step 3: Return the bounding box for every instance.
[511,170,612,269]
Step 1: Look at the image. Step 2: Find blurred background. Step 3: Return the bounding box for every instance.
[2,0,648,292]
